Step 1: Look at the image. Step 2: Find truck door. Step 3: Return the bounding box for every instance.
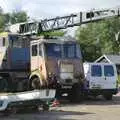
[90,64,103,89]
[31,43,47,80]
[103,65,117,89]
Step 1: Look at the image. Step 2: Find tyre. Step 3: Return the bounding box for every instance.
[69,84,84,103]
[31,77,41,90]
[103,94,113,100]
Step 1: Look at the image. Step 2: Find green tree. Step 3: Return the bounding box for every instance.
[0,8,28,32]
[10,11,28,24]
[75,17,120,62]
[38,30,66,37]
[0,9,6,32]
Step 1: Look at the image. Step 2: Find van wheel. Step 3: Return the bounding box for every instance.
[31,77,41,90]
[103,94,113,100]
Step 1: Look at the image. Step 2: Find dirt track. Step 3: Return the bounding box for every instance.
[1,93,120,120]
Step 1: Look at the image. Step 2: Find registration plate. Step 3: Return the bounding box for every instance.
[92,84,101,89]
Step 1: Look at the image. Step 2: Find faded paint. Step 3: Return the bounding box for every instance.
[30,37,84,87]
[31,56,47,84]
[46,58,83,76]
[45,57,84,85]
[0,34,84,91]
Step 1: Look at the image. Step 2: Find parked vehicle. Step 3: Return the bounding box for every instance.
[83,62,118,100]
[0,6,119,102]
[0,33,84,101]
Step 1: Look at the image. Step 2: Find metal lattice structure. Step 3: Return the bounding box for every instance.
[9,7,120,35]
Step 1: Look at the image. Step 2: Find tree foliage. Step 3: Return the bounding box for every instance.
[75,17,120,61]
[0,7,28,32]
[0,9,6,32]
[9,11,28,24]
[38,30,66,37]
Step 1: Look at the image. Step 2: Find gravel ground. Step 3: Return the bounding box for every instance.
[1,93,120,120]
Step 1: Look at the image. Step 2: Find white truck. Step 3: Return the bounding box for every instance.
[83,63,118,100]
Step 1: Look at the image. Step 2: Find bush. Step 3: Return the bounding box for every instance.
[118,75,120,84]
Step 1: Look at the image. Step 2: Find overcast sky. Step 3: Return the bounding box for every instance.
[0,0,120,19]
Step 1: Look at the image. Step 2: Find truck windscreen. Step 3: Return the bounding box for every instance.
[45,43,81,58]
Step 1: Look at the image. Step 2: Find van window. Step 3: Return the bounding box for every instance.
[104,65,114,77]
[91,65,102,77]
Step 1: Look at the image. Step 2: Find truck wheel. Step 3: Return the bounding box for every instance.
[31,77,41,90]
[103,94,113,100]
[69,84,84,103]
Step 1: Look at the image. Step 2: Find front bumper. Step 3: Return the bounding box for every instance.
[84,88,118,96]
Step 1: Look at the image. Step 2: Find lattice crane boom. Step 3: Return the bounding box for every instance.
[9,7,120,35]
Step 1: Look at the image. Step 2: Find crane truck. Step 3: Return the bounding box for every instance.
[0,6,119,102]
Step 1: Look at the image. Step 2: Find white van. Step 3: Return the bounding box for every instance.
[83,63,118,100]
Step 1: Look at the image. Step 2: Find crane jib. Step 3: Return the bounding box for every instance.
[9,7,120,35]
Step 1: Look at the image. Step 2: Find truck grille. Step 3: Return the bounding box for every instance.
[60,63,74,80]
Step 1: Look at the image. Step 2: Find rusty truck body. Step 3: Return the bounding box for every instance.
[0,32,84,100]
[0,6,119,101]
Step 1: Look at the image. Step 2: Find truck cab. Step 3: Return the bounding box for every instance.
[0,33,84,101]
[30,36,84,99]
